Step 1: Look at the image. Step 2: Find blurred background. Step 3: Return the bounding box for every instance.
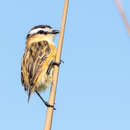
[0,0,130,130]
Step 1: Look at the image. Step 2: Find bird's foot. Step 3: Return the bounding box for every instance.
[52,59,64,67]
[46,59,64,75]
[35,91,56,110]
[44,101,56,110]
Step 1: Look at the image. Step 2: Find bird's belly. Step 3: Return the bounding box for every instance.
[36,71,53,92]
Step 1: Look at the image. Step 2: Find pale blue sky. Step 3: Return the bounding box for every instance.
[0,0,130,130]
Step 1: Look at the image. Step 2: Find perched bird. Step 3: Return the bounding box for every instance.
[21,25,60,108]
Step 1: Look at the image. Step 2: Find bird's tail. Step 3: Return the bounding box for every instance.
[28,88,33,103]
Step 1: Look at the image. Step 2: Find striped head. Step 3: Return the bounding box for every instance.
[26,25,59,43]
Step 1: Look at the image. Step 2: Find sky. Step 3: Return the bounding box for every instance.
[0,0,130,130]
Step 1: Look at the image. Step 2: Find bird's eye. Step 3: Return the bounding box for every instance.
[38,30,48,35]
[39,30,44,34]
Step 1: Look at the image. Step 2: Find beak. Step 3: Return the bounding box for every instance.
[52,30,60,34]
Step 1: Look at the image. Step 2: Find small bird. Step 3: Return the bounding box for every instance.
[21,25,60,109]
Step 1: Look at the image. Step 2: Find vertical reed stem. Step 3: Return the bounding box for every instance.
[44,0,69,130]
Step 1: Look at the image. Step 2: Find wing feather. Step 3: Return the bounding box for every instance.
[21,40,51,91]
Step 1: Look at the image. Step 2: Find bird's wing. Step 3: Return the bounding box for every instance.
[21,41,53,100]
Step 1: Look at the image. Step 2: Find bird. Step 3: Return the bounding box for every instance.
[21,25,60,109]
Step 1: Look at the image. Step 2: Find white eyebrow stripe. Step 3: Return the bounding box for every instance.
[29,28,53,35]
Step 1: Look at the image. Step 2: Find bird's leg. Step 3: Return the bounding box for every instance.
[46,60,64,75]
[35,91,56,110]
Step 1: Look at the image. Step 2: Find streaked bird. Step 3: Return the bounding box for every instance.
[21,25,60,109]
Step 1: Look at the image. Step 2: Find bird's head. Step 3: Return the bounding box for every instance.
[26,25,59,43]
